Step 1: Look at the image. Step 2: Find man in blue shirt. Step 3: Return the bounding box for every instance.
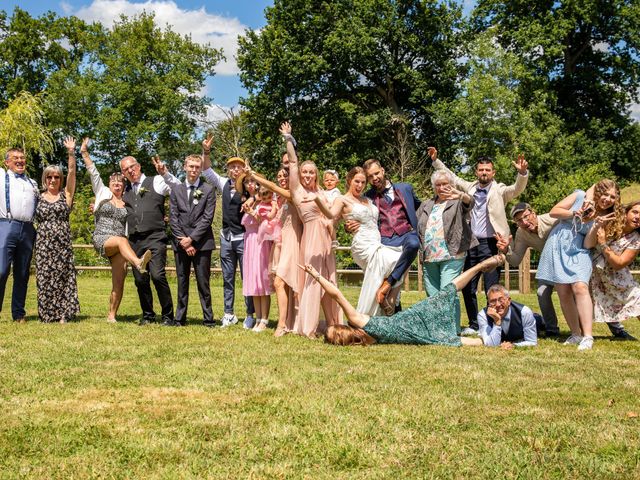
[477,284,539,348]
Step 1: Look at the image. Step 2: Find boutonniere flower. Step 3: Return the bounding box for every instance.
[138,186,148,196]
[192,189,203,205]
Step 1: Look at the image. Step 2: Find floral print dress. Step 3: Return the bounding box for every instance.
[34,193,80,322]
[591,231,640,323]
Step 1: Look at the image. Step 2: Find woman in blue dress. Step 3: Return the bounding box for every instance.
[536,179,624,350]
[298,254,505,347]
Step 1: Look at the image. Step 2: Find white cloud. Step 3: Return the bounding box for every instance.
[630,102,640,123]
[72,0,247,75]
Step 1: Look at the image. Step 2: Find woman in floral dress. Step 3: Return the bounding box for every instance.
[34,136,80,323]
[586,201,640,336]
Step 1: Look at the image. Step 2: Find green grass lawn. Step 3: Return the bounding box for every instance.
[1,273,639,478]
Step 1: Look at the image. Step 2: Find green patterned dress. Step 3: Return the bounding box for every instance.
[363,283,461,346]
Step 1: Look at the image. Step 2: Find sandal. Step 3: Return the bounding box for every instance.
[252,319,269,332]
[274,326,288,337]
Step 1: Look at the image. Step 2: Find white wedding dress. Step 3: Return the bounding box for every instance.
[345,198,402,316]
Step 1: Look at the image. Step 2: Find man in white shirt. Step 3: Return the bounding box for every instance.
[120,155,181,325]
[0,148,38,322]
[477,284,539,348]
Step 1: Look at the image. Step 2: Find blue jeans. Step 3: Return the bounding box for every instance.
[0,219,35,320]
[423,257,465,333]
[219,234,254,316]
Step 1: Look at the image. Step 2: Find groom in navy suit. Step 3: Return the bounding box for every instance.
[363,159,421,310]
[169,154,216,326]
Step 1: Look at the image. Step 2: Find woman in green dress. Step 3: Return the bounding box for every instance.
[299,254,505,346]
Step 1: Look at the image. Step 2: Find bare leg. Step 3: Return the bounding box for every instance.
[572,282,593,336]
[108,254,127,321]
[299,265,368,328]
[260,295,271,320]
[555,283,581,335]
[452,254,505,292]
[274,276,288,330]
[461,337,483,346]
[104,236,142,268]
[253,296,263,320]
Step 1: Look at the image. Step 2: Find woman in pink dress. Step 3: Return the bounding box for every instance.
[241,177,274,331]
[249,166,303,337]
[280,121,339,337]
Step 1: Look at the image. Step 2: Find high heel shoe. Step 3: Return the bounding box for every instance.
[137,250,152,273]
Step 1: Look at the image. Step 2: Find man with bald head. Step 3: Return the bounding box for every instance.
[120,155,180,325]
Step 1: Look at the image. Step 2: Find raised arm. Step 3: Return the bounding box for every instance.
[247,168,291,200]
[280,122,303,201]
[202,132,213,171]
[79,137,111,199]
[63,136,77,207]
[501,154,529,202]
[428,147,475,193]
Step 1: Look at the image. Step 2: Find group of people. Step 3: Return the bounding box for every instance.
[1,123,639,351]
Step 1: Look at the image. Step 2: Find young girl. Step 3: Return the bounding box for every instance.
[241,179,275,332]
[323,169,341,205]
[256,186,282,271]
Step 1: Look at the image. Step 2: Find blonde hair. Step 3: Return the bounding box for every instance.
[594,179,625,240]
[184,154,202,165]
[41,165,64,190]
[324,325,375,346]
[299,160,320,189]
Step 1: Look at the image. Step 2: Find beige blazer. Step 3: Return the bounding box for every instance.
[432,158,528,237]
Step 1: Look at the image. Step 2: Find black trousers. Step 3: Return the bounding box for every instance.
[174,248,213,325]
[462,237,500,330]
[130,230,174,322]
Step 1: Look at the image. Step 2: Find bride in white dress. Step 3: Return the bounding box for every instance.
[305,166,402,315]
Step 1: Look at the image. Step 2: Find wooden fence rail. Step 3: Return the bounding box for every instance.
[70,244,638,294]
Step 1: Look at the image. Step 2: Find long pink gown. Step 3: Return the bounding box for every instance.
[293,192,339,336]
[275,200,303,330]
[242,213,273,296]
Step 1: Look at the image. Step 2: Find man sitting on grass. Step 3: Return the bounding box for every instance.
[477,284,541,348]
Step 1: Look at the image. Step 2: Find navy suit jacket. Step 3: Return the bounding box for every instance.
[169,179,215,251]
[365,182,421,231]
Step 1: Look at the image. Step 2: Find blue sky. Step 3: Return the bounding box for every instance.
[2,0,273,113]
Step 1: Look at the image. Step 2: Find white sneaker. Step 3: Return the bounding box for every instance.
[563,334,583,345]
[577,336,594,351]
[460,327,478,336]
[221,313,238,328]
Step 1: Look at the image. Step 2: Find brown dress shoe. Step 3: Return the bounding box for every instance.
[375,280,392,305]
[15,318,26,324]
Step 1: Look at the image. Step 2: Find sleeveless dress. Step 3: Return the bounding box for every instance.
[345,198,402,316]
[294,191,339,336]
[274,200,303,330]
[93,201,128,257]
[34,193,80,322]
[242,212,273,296]
[591,231,640,323]
[363,283,461,346]
[536,190,593,284]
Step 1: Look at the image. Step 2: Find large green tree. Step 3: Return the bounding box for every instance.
[472,0,640,180]
[0,8,220,171]
[238,0,463,178]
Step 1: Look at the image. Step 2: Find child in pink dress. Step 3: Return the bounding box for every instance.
[242,185,278,332]
[256,187,282,266]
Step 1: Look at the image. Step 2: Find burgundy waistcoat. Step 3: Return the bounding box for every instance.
[376,193,412,237]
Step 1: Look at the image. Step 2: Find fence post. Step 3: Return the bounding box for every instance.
[417,261,423,292]
[519,248,531,294]
[504,259,510,291]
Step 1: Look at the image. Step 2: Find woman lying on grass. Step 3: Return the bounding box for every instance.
[299,254,506,346]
